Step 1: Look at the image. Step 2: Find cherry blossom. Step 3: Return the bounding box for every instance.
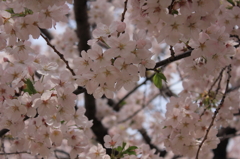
[0,0,239,159]
[104,134,122,148]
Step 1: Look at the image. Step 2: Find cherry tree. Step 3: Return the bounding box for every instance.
[0,0,240,159]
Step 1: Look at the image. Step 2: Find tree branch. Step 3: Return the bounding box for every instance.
[213,127,236,159]
[74,0,109,148]
[0,129,9,138]
[74,0,91,55]
[196,65,232,159]
[118,93,160,123]
[139,128,167,157]
[40,33,76,76]
[120,0,128,22]
[40,28,53,40]
[72,86,86,95]
[153,50,192,69]
[113,74,153,111]
[0,151,30,155]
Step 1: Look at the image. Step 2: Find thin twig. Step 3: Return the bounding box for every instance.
[200,66,227,118]
[40,33,76,76]
[214,72,224,99]
[170,45,175,57]
[118,93,160,123]
[139,128,167,157]
[208,66,227,95]
[0,151,30,155]
[226,84,240,93]
[117,0,128,37]
[195,65,232,159]
[113,74,153,111]
[168,0,177,15]
[176,64,183,81]
[121,0,128,22]
[1,138,7,159]
[54,150,60,159]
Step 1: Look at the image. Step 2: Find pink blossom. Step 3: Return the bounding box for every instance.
[104,134,122,148]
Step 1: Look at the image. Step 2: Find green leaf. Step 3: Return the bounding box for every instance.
[5,8,14,14]
[153,73,162,88]
[122,142,127,150]
[115,146,123,152]
[23,79,37,95]
[227,0,235,6]
[126,146,138,151]
[158,72,167,82]
[122,150,137,156]
[171,9,179,15]
[114,142,127,152]
[24,8,33,15]
[122,146,138,156]
[153,72,167,89]
[127,151,137,156]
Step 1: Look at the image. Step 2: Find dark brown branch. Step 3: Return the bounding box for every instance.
[200,66,228,118]
[213,127,236,159]
[74,0,91,54]
[159,84,177,99]
[208,66,227,95]
[0,129,9,138]
[196,65,232,159]
[114,49,192,115]
[153,50,192,69]
[40,33,76,76]
[40,27,87,96]
[121,0,128,22]
[118,93,160,123]
[40,29,53,40]
[117,0,128,37]
[227,84,240,93]
[168,0,177,15]
[218,128,237,141]
[113,74,153,111]
[0,151,30,155]
[73,0,109,148]
[72,86,86,95]
[176,64,183,81]
[139,128,167,157]
[1,138,7,159]
[84,93,108,145]
[169,45,175,57]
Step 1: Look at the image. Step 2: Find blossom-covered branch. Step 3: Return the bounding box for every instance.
[41,33,76,76]
[196,65,232,159]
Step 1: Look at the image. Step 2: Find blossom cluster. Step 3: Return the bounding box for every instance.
[0,0,239,158]
[74,21,155,98]
[0,0,95,158]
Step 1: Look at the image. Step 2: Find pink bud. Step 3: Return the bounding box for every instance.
[3,57,9,62]
[28,66,34,76]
